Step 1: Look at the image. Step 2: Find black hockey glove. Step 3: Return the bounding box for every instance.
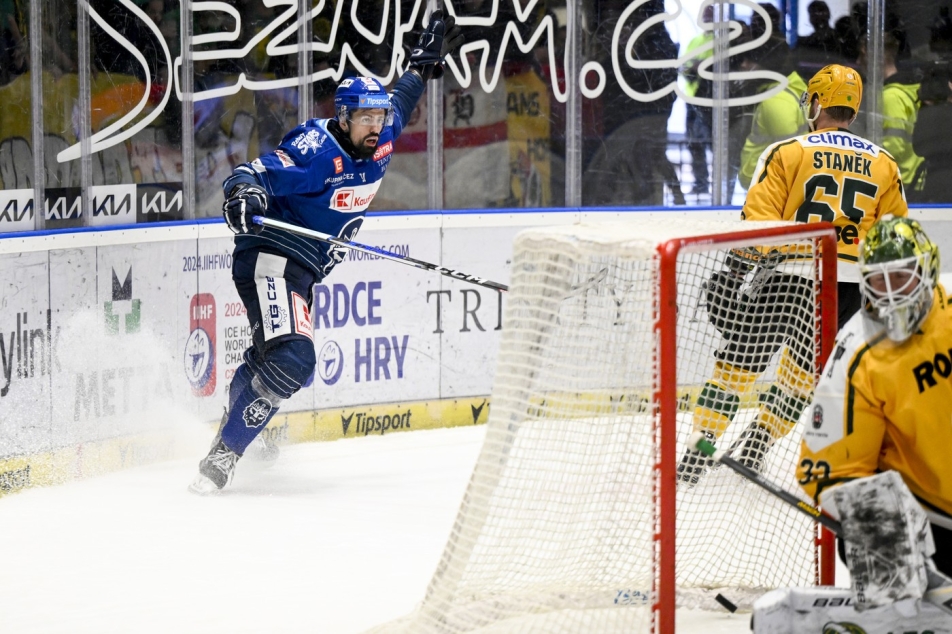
[407,9,464,81]
[223,184,267,235]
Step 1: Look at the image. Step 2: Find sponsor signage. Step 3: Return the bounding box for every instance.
[0,183,185,230]
[45,187,83,229]
[340,407,412,436]
[137,182,184,222]
[91,184,137,227]
[0,188,35,231]
[185,293,216,397]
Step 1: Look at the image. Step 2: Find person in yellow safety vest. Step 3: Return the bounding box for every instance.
[856,33,924,189]
[681,5,715,194]
[738,70,809,189]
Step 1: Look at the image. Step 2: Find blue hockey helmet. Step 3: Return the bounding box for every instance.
[334,77,393,126]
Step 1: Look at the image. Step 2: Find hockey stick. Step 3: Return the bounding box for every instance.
[688,431,842,534]
[251,216,509,293]
[688,432,952,613]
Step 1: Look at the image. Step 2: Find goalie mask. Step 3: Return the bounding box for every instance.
[334,77,394,127]
[859,216,939,343]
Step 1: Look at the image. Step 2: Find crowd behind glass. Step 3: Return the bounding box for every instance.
[0,0,949,232]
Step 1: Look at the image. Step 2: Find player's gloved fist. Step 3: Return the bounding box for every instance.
[408,9,464,81]
[223,184,267,235]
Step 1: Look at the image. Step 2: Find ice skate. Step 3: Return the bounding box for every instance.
[727,423,773,473]
[242,432,280,468]
[189,439,240,495]
[677,430,716,487]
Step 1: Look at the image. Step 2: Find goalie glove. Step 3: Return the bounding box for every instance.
[407,9,464,81]
[223,184,267,235]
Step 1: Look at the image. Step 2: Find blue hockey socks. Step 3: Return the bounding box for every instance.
[220,370,282,455]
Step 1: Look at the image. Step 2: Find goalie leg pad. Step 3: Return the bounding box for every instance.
[820,471,935,611]
[752,586,952,633]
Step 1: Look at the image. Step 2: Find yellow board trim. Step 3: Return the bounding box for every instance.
[0,396,492,499]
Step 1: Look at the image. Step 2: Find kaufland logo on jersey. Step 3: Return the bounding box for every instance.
[330,183,380,212]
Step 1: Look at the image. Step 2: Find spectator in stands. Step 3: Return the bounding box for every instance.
[930,7,952,61]
[584,0,684,206]
[911,65,952,203]
[0,0,26,85]
[751,3,783,41]
[796,1,841,76]
[855,32,924,191]
[833,15,859,63]
[737,43,807,190]
[727,29,788,191]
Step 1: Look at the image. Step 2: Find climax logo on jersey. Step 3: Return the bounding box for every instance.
[803,132,878,156]
[243,397,273,428]
[373,141,393,161]
[333,156,343,174]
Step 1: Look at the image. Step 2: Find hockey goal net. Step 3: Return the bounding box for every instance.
[380,219,838,634]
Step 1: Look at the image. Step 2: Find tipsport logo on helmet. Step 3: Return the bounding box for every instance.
[358,95,390,109]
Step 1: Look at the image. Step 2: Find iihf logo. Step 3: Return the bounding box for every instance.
[184,328,213,391]
[318,340,344,386]
[186,293,216,396]
[812,404,823,429]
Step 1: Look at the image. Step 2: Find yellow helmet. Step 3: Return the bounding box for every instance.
[805,64,863,111]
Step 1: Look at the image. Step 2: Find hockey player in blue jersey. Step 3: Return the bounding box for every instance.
[189,10,463,494]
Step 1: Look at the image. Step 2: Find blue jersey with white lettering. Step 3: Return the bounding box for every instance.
[223,73,425,280]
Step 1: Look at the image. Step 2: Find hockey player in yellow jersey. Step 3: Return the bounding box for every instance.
[678,64,908,485]
[799,216,952,576]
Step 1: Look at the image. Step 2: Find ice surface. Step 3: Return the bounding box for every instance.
[0,425,817,633]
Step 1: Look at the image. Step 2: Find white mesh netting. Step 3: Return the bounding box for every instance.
[373,220,834,634]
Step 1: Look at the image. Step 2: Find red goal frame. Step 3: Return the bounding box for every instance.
[654,222,839,634]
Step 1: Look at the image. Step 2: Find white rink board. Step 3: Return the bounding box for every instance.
[0,251,52,457]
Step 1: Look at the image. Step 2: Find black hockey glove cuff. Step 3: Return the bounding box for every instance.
[407,9,463,81]
[223,184,267,235]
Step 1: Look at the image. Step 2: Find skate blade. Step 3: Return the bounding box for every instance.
[188,473,222,496]
[243,439,279,468]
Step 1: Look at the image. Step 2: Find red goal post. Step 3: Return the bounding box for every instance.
[654,222,838,634]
